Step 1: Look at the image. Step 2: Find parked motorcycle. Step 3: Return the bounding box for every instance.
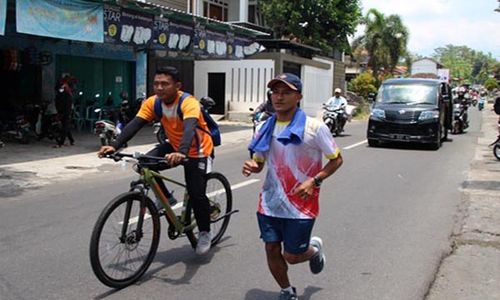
[451,101,469,134]
[322,103,347,136]
[154,121,167,144]
[94,108,120,146]
[0,114,31,144]
[34,102,62,141]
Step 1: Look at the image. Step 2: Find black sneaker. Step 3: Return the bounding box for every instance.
[309,236,325,274]
[279,287,298,300]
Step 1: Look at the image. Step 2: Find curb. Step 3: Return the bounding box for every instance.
[426,106,500,300]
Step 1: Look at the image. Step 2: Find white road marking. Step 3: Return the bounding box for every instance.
[119,179,260,225]
[343,140,367,150]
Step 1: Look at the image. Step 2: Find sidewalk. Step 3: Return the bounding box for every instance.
[426,106,500,300]
[0,121,252,197]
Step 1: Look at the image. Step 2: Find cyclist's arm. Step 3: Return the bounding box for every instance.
[111,116,148,149]
[177,117,198,155]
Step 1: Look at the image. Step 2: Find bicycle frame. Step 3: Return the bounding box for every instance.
[131,166,197,237]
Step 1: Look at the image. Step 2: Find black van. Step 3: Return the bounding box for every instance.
[367,78,452,150]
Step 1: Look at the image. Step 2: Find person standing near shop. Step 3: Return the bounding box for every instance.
[241,73,343,300]
[54,75,75,147]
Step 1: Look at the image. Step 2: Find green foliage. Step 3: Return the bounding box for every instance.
[484,78,498,91]
[348,71,377,98]
[432,45,498,84]
[259,0,362,54]
[354,8,409,77]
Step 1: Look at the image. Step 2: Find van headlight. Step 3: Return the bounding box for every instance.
[370,108,385,119]
[418,111,439,121]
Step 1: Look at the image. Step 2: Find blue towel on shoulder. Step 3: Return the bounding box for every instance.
[248,108,306,153]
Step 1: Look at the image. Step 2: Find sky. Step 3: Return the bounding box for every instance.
[355,0,500,60]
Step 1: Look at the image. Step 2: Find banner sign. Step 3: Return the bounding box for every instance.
[192,20,207,57]
[226,31,235,58]
[437,68,450,83]
[104,5,153,46]
[206,30,227,58]
[0,0,6,35]
[152,15,169,49]
[16,0,103,42]
[167,22,192,52]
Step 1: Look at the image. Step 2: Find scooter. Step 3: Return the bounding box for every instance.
[490,122,500,161]
[94,108,120,146]
[478,97,485,111]
[451,101,469,134]
[0,114,31,144]
[322,104,347,136]
[249,108,272,134]
[34,102,62,141]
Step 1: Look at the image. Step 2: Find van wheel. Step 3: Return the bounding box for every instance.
[431,128,442,150]
[368,139,378,147]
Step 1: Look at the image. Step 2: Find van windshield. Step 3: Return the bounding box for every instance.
[376,84,438,105]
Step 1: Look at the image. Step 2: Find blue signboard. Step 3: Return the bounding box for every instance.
[104,5,153,46]
[0,0,6,35]
[16,0,103,43]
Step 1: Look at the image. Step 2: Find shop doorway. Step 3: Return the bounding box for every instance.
[207,73,225,115]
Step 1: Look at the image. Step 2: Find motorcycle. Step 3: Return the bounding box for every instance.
[322,104,347,136]
[490,122,500,160]
[0,114,31,144]
[478,97,485,111]
[451,101,469,134]
[94,108,120,146]
[154,121,167,144]
[34,102,62,141]
[249,108,272,134]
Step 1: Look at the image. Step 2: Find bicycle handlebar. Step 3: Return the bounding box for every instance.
[105,151,188,166]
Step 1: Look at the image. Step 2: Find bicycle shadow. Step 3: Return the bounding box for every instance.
[93,236,235,299]
[244,285,322,300]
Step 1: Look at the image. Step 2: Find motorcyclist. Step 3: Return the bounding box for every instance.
[253,90,275,116]
[454,86,469,127]
[324,88,348,129]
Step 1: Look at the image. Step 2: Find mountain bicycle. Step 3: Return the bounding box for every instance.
[89,152,237,289]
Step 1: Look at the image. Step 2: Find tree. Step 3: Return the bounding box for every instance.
[348,71,377,98]
[484,78,498,91]
[259,0,362,54]
[353,9,409,79]
[432,45,498,84]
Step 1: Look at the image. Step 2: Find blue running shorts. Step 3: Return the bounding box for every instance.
[257,212,315,254]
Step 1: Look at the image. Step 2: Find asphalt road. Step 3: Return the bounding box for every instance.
[0,111,481,300]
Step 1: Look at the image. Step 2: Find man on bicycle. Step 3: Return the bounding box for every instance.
[242,73,343,299]
[97,66,214,255]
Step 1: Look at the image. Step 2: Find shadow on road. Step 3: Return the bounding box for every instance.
[244,285,322,300]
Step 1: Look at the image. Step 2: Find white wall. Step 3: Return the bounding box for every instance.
[301,57,334,117]
[194,59,274,113]
[411,59,438,75]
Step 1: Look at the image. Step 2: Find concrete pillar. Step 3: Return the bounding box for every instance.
[239,0,248,22]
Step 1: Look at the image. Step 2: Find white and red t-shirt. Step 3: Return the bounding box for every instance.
[253,117,340,219]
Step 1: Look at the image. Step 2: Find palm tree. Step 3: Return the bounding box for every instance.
[353,8,409,79]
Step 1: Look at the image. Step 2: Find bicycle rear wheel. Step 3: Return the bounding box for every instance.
[89,192,160,289]
[186,172,233,248]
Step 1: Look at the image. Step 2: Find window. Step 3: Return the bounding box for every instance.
[203,0,228,22]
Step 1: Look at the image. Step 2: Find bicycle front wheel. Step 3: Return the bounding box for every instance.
[89,192,160,289]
